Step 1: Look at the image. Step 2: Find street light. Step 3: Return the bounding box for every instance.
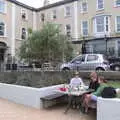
[82,36,86,54]
[104,34,108,56]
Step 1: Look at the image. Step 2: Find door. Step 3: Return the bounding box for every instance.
[71,55,86,70]
[85,54,99,70]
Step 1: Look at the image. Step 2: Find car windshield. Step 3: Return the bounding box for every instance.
[71,55,85,63]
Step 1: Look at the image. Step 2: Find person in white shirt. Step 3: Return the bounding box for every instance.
[70,71,85,87]
[65,71,85,111]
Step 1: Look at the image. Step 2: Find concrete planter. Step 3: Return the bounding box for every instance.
[0,83,62,109]
[97,97,120,120]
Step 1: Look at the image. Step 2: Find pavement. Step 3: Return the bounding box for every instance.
[0,98,96,120]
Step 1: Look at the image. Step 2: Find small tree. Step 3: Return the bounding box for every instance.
[19,23,73,66]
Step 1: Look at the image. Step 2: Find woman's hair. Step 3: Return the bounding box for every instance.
[98,76,107,83]
[90,71,97,77]
[90,71,98,81]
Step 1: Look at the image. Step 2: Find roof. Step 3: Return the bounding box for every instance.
[7,0,78,11]
[37,0,78,11]
[7,0,36,11]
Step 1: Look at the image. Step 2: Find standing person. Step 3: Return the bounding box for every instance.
[65,71,84,111]
[70,71,85,87]
[89,71,100,91]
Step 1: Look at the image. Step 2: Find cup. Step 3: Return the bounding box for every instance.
[80,86,84,91]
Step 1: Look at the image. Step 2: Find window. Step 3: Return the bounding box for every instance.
[21,9,28,20]
[87,55,98,61]
[82,21,88,36]
[97,0,104,10]
[52,10,57,19]
[115,0,120,7]
[106,17,109,32]
[65,6,71,16]
[0,0,6,13]
[96,16,104,32]
[41,13,45,22]
[80,55,85,62]
[0,22,5,36]
[116,16,120,32]
[94,16,110,34]
[81,2,88,13]
[65,24,71,37]
[21,28,26,39]
[72,55,85,63]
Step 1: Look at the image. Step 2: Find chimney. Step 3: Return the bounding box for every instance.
[44,0,50,6]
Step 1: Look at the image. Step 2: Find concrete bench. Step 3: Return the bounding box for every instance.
[0,83,64,109]
[97,97,120,120]
[40,93,66,108]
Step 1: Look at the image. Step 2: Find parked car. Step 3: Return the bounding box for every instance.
[108,57,120,71]
[41,62,54,71]
[60,54,110,71]
[17,62,33,71]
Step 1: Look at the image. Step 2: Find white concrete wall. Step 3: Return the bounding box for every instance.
[97,97,120,120]
[0,83,62,109]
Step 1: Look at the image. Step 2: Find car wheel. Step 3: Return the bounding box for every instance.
[96,67,105,71]
[113,66,120,71]
[62,68,70,71]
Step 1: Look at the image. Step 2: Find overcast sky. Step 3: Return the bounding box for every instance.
[17,0,62,8]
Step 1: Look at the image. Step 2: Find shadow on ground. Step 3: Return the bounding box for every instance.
[45,104,96,120]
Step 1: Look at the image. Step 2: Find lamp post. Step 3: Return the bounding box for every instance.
[62,40,65,63]
[82,37,86,54]
[104,34,108,56]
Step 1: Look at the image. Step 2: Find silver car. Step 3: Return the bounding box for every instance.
[60,54,110,71]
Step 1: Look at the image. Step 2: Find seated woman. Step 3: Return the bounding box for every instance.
[81,72,99,108]
[89,71,100,91]
[83,76,108,113]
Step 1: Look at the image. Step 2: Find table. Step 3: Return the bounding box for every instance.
[55,85,94,113]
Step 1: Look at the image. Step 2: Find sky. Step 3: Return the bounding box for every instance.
[17,0,62,8]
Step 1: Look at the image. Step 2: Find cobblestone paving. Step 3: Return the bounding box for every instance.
[0,99,96,120]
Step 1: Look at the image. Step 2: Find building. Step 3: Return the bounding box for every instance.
[0,0,37,65]
[0,0,120,66]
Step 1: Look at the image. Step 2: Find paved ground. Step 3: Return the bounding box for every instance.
[0,99,96,120]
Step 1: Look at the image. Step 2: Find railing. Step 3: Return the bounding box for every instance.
[0,62,62,72]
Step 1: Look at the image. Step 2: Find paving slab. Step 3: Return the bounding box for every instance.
[0,99,96,120]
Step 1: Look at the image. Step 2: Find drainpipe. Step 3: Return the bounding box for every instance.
[73,1,78,41]
[11,3,16,58]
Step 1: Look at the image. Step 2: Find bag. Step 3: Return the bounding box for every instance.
[101,87,116,98]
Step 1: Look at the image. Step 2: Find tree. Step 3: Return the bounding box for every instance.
[19,23,73,66]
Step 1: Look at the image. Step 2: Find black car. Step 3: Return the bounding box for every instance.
[108,57,120,71]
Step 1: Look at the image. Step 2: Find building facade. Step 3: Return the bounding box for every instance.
[0,0,36,65]
[0,0,120,65]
